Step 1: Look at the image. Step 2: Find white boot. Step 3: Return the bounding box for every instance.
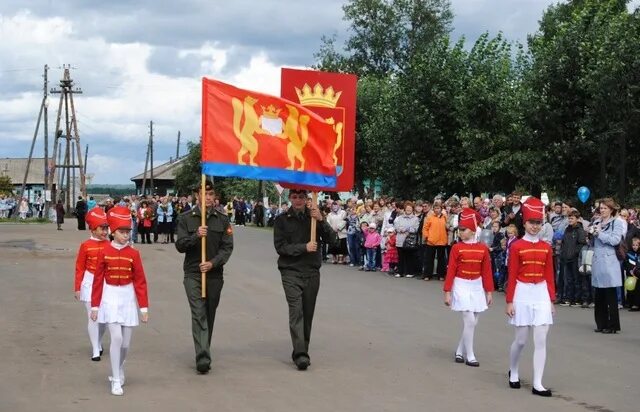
[109,376,123,396]
[119,347,128,386]
[120,363,125,387]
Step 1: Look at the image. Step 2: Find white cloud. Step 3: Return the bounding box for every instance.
[0,10,291,184]
[4,0,634,185]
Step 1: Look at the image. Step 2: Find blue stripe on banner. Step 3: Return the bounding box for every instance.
[201,162,337,188]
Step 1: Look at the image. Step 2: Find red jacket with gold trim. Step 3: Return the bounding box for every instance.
[91,243,149,309]
[506,239,555,303]
[444,242,493,292]
[74,238,107,292]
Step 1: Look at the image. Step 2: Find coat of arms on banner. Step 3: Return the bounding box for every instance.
[294,84,346,176]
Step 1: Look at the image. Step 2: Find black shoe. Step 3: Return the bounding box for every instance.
[455,354,464,363]
[532,388,552,397]
[594,328,603,333]
[91,356,101,362]
[508,371,521,389]
[196,363,211,374]
[295,356,310,371]
[601,329,618,334]
[465,360,479,367]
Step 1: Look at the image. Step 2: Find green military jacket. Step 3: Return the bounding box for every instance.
[273,207,338,277]
[175,206,233,278]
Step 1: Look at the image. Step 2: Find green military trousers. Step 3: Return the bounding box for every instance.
[281,274,320,358]
[183,276,224,369]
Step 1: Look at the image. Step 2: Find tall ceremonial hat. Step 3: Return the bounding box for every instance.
[85,207,108,230]
[522,196,545,222]
[459,208,480,231]
[107,205,132,232]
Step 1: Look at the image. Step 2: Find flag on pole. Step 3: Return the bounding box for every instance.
[280,68,357,192]
[201,77,337,187]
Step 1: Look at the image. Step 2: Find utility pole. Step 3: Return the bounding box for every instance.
[176,130,181,160]
[84,144,88,175]
[19,65,51,209]
[72,140,76,204]
[43,64,49,213]
[20,90,44,205]
[141,127,151,196]
[50,65,84,213]
[149,121,154,195]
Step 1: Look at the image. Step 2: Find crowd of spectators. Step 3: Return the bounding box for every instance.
[274,191,640,315]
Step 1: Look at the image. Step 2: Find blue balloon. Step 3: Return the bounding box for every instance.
[577,186,590,203]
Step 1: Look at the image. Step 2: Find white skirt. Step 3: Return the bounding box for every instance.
[79,270,94,302]
[509,281,553,326]
[97,283,139,327]
[451,277,488,313]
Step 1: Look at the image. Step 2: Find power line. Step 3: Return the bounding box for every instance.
[0,67,41,73]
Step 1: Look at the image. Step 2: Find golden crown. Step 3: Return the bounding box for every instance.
[261,104,282,119]
[295,83,342,108]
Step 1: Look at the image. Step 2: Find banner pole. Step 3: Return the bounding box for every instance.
[201,173,207,298]
[310,192,318,243]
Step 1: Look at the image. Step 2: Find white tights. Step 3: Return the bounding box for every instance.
[84,302,106,358]
[509,325,550,391]
[107,323,133,383]
[455,311,479,362]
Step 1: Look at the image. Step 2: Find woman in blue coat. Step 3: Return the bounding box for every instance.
[590,198,625,334]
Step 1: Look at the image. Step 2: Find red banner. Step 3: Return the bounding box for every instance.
[280,68,357,192]
[201,77,337,187]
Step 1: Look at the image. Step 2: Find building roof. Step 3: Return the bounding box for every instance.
[130,156,187,182]
[0,158,46,185]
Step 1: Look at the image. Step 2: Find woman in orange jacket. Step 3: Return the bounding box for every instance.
[422,202,448,280]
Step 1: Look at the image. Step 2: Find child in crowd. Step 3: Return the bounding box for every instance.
[443,208,493,367]
[357,221,369,270]
[503,224,519,288]
[506,197,555,397]
[489,221,505,290]
[382,227,399,275]
[346,207,361,267]
[497,238,508,292]
[91,206,149,396]
[559,210,587,306]
[74,207,109,361]
[381,227,390,272]
[364,222,382,271]
[625,237,640,311]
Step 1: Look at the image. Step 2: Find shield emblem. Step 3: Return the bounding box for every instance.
[260,116,283,136]
[281,70,357,191]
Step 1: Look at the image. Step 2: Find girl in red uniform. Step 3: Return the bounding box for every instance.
[444,208,493,367]
[91,206,149,396]
[506,197,555,397]
[74,207,109,361]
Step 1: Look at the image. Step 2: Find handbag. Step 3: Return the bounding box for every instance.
[403,232,418,249]
[612,220,627,261]
[579,246,594,275]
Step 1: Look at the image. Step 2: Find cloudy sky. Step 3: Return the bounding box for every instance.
[1,0,638,185]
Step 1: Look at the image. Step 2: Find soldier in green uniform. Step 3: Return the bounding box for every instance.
[175,182,233,374]
[273,189,338,370]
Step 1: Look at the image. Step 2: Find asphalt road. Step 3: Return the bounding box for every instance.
[0,222,638,412]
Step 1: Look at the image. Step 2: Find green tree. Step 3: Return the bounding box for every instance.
[173,141,202,195]
[317,0,453,77]
[526,0,640,201]
[0,175,13,195]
